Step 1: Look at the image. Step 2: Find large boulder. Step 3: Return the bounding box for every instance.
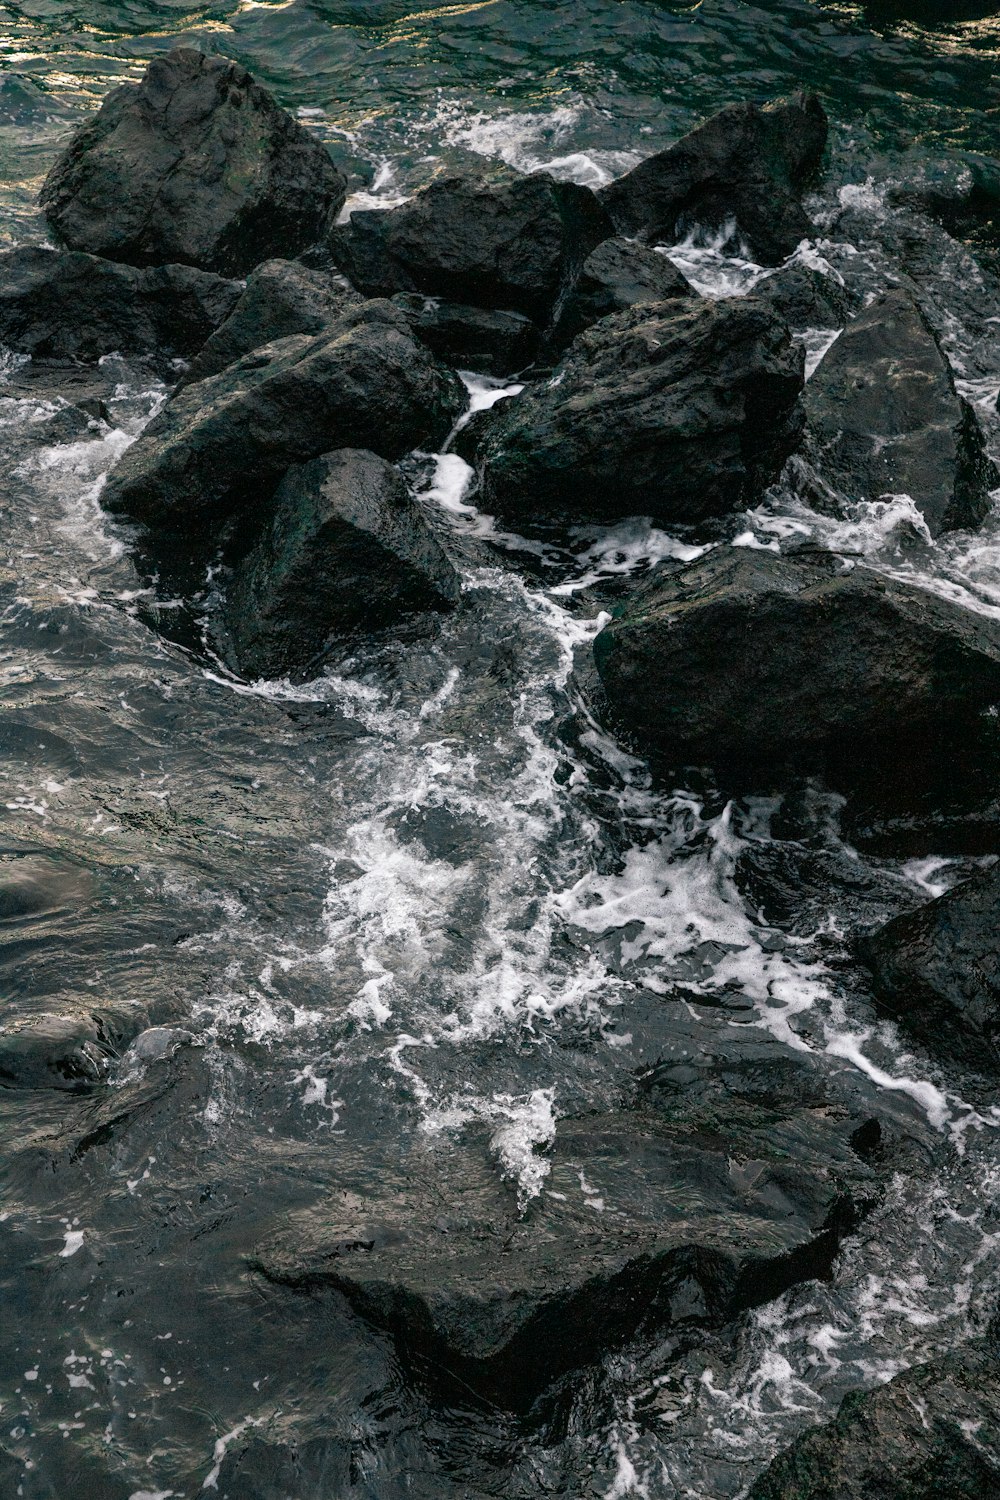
[225,449,461,680]
[859,861,1000,1072]
[544,234,693,354]
[803,288,997,535]
[598,93,827,265]
[179,257,361,386]
[0,247,241,367]
[473,296,804,526]
[253,1048,878,1409]
[329,166,612,325]
[592,549,1000,800]
[101,300,465,560]
[390,293,538,376]
[749,1340,1000,1500]
[39,48,346,276]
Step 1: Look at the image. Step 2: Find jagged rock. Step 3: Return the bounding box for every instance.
[598,93,827,265]
[545,234,693,353]
[592,549,1000,802]
[253,1047,878,1409]
[0,247,240,368]
[39,47,346,275]
[390,293,538,375]
[180,258,361,386]
[101,300,465,561]
[753,263,856,330]
[748,1339,1000,1499]
[803,288,997,535]
[859,860,1000,1071]
[473,296,804,526]
[329,166,612,323]
[225,449,460,680]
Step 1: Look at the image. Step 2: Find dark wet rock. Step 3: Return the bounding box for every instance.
[735,841,905,938]
[329,166,612,323]
[0,1012,112,1090]
[225,448,460,680]
[598,93,827,265]
[803,288,997,535]
[749,1338,1000,1500]
[592,549,1000,803]
[859,860,1000,1071]
[0,247,240,369]
[101,300,465,563]
[40,47,346,276]
[253,1057,878,1409]
[390,292,538,375]
[180,257,361,386]
[473,296,804,526]
[890,150,1000,255]
[544,234,693,354]
[753,263,856,330]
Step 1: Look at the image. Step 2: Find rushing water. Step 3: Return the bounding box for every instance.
[2,2,1000,1497]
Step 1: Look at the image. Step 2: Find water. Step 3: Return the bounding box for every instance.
[2,2,1000,1496]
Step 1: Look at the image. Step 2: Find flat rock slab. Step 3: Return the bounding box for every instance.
[225,448,460,680]
[0,247,241,366]
[473,296,804,527]
[804,287,997,534]
[40,47,346,275]
[599,93,827,265]
[860,860,1000,1072]
[330,166,612,324]
[254,1052,877,1408]
[101,300,465,560]
[592,548,1000,801]
[749,1340,1000,1499]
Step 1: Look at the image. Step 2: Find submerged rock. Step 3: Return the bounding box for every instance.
[254,1049,877,1409]
[473,296,804,526]
[0,1012,111,1090]
[225,448,460,680]
[0,247,241,367]
[544,234,693,353]
[180,258,361,386]
[592,549,1000,802]
[803,288,997,535]
[39,47,346,275]
[390,293,538,375]
[329,166,612,324]
[599,93,827,265]
[859,860,1000,1072]
[101,300,464,560]
[749,1338,1000,1499]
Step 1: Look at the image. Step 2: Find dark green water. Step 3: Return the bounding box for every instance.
[2,3,1000,1498]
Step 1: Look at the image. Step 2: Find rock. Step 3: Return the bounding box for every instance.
[39,47,346,276]
[101,300,465,561]
[473,296,804,527]
[329,166,612,324]
[0,1012,111,1090]
[544,235,693,354]
[225,449,460,680]
[598,93,827,265]
[859,860,1000,1071]
[753,263,856,330]
[890,151,1000,253]
[592,549,1000,802]
[803,288,997,535]
[748,1339,1000,1500]
[180,257,361,386]
[0,246,240,368]
[253,1049,877,1409]
[390,293,538,375]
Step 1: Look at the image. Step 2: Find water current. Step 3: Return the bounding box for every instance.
[2,2,1000,1496]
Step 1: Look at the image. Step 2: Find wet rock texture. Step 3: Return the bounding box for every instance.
[860,860,1000,1071]
[593,549,1000,799]
[225,448,460,680]
[749,1338,1000,1499]
[544,234,693,353]
[803,287,997,534]
[598,92,827,264]
[473,296,804,524]
[40,47,346,275]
